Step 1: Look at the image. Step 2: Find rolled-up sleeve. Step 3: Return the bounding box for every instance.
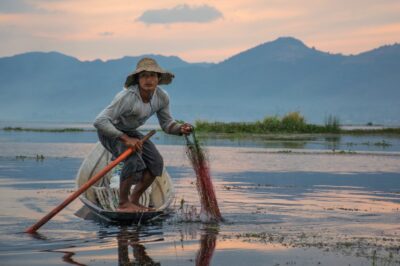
[93,91,131,139]
[156,94,182,135]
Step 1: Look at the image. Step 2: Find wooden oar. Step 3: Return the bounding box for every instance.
[25,130,156,234]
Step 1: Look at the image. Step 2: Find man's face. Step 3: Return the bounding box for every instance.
[138,71,159,93]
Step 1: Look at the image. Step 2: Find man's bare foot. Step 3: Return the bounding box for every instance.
[117,202,147,212]
[129,195,156,211]
[141,206,156,211]
[130,201,156,212]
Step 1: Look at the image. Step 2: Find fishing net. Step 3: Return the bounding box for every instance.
[185,131,222,222]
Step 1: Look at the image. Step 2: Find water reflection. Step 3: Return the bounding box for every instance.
[26,231,87,266]
[2,136,400,265]
[109,222,219,266]
[195,225,218,266]
[117,227,160,266]
[2,130,399,154]
[45,250,86,266]
[324,135,341,151]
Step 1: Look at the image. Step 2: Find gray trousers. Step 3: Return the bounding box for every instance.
[98,130,164,184]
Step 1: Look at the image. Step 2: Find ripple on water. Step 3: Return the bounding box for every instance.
[0,144,400,265]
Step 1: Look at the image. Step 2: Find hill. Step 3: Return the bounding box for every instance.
[0,37,399,125]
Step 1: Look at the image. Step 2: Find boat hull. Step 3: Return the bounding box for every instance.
[76,142,175,224]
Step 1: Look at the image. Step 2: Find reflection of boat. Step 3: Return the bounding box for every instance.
[76,142,175,224]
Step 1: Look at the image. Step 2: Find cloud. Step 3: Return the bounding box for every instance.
[137,4,223,24]
[0,0,42,14]
[99,31,114,37]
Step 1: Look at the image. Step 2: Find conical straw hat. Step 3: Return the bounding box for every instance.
[124,57,175,88]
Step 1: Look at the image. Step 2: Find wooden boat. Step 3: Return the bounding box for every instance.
[76,142,175,224]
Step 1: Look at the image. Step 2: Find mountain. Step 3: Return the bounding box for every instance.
[0,37,399,124]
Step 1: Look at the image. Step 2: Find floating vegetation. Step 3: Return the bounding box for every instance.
[195,112,341,134]
[3,127,90,132]
[333,150,357,154]
[276,150,292,153]
[223,184,275,191]
[16,154,45,161]
[195,112,400,136]
[171,198,201,223]
[346,128,400,135]
[324,114,340,133]
[374,140,392,147]
[346,142,356,146]
[231,231,400,265]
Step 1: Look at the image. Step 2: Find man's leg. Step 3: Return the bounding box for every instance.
[98,130,150,212]
[129,169,156,208]
[117,177,147,212]
[128,136,163,210]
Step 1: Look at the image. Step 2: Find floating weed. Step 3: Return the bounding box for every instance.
[374,140,392,147]
[222,183,275,191]
[338,207,361,212]
[172,199,201,223]
[195,112,341,134]
[346,142,357,147]
[337,241,354,248]
[16,154,45,161]
[3,127,89,132]
[276,150,292,153]
[335,150,357,154]
[230,231,400,265]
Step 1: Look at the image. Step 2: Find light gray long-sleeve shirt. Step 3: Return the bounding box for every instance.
[94,85,181,139]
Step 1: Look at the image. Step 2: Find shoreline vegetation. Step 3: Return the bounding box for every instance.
[1,112,400,135]
[195,112,400,135]
[2,127,93,133]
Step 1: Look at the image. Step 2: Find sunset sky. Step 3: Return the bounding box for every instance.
[1,0,399,62]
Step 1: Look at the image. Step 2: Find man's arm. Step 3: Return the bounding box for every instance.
[156,94,183,135]
[93,91,131,139]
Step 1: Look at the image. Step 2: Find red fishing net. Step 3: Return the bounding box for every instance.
[185,132,222,222]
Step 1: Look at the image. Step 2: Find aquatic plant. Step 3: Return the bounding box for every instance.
[324,115,341,133]
[170,197,202,223]
[373,140,392,147]
[346,128,400,135]
[3,127,88,132]
[15,154,45,161]
[195,112,342,134]
[281,111,306,131]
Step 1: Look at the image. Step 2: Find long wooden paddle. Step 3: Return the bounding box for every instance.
[25,130,156,234]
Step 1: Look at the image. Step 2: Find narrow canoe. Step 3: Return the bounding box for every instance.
[76,142,175,224]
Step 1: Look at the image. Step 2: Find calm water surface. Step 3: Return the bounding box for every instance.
[1,127,400,265]
[1,123,400,152]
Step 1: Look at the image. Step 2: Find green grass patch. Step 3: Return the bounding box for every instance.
[195,112,341,134]
[195,112,400,135]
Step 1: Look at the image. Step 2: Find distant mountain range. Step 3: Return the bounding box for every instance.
[0,37,399,125]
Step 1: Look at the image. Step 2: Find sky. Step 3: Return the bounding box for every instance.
[1,0,399,62]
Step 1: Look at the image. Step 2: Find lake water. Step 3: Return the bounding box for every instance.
[1,125,400,265]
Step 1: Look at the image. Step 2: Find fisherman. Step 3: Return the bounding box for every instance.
[94,58,192,212]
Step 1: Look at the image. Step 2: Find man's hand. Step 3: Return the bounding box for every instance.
[180,123,193,135]
[119,134,143,151]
